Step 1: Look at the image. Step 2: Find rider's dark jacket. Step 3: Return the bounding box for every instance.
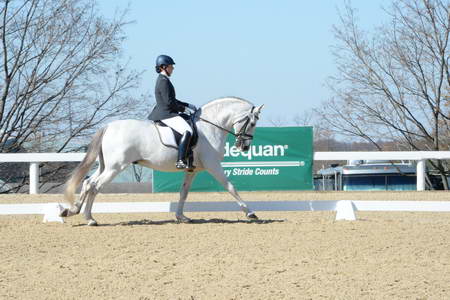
[148,74,188,121]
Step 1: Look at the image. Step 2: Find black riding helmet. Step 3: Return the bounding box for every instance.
[155,55,175,73]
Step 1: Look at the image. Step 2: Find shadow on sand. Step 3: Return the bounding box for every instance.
[73,218,286,227]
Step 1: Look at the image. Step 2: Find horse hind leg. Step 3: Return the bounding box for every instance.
[83,183,100,226]
[60,170,99,218]
[83,168,122,226]
[68,179,90,216]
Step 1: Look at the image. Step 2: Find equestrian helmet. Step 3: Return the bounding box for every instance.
[156,55,175,67]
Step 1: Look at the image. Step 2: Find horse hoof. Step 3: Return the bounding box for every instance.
[87,220,98,226]
[59,209,69,217]
[176,215,192,223]
[247,212,258,220]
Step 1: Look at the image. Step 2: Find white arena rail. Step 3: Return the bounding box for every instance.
[1,151,450,193]
[2,200,450,223]
[1,151,450,223]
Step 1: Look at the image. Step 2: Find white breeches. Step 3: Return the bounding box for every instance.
[161,116,192,135]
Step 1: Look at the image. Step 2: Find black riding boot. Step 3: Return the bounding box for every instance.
[176,131,192,169]
[186,150,196,172]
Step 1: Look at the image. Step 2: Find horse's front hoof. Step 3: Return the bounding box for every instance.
[176,215,192,223]
[247,212,258,220]
[87,220,98,226]
[59,208,69,217]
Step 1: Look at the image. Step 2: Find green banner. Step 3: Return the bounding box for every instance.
[153,127,313,192]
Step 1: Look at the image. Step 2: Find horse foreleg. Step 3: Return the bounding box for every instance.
[206,164,258,220]
[176,172,197,223]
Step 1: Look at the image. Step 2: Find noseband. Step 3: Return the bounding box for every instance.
[198,106,257,143]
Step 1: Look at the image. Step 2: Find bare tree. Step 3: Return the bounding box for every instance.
[268,110,314,126]
[316,0,450,189]
[0,0,147,192]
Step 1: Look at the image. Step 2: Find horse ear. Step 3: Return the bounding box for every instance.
[255,104,264,114]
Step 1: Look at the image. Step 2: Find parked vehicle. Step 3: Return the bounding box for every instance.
[315,160,417,191]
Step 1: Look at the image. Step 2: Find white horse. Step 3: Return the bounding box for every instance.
[61,97,264,226]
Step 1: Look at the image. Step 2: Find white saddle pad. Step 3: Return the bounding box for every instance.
[155,124,178,148]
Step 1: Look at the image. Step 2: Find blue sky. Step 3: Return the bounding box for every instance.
[97,0,391,125]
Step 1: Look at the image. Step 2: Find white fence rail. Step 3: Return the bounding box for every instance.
[1,151,450,193]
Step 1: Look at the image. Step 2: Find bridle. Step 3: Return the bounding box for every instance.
[197,106,258,144]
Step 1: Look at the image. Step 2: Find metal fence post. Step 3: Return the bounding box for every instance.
[29,162,39,194]
[416,159,426,191]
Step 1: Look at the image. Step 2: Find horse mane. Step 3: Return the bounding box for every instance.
[202,96,252,109]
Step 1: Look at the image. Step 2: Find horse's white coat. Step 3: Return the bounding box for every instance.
[64,97,263,225]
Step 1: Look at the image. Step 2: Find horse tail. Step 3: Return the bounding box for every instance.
[64,127,106,205]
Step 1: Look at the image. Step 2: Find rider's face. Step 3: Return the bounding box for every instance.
[165,64,174,76]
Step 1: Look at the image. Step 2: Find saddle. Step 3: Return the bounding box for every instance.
[154,114,198,163]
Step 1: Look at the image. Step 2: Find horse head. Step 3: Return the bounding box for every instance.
[232,104,264,152]
[198,97,264,151]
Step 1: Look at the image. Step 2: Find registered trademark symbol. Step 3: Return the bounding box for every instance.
[284,145,288,149]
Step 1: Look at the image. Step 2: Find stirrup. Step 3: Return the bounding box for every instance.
[176,160,188,169]
[186,164,196,173]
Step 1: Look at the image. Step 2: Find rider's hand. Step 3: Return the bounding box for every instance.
[188,104,197,111]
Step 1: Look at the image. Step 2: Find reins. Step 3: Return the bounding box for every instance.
[196,106,256,140]
[198,116,236,136]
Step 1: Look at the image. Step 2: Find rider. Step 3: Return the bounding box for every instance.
[148,55,197,170]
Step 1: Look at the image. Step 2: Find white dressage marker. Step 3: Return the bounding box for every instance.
[43,203,65,223]
[335,200,357,221]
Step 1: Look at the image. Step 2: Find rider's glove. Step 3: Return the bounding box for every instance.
[187,104,197,111]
